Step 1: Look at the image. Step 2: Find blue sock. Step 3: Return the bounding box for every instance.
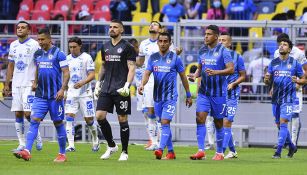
[159,124,170,151]
[216,128,224,154]
[26,120,40,152]
[196,124,206,151]
[276,123,288,154]
[167,129,173,152]
[56,123,67,154]
[87,120,94,126]
[223,127,232,153]
[228,134,236,153]
[16,117,25,134]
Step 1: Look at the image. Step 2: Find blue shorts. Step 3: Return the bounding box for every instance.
[196,93,226,119]
[272,103,293,124]
[226,97,239,122]
[154,100,176,121]
[31,97,65,122]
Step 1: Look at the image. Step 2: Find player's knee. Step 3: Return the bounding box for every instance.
[147,113,156,120]
[15,111,24,118]
[53,120,64,126]
[85,117,94,125]
[96,111,107,120]
[223,119,232,127]
[161,119,170,125]
[214,118,223,129]
[118,115,128,123]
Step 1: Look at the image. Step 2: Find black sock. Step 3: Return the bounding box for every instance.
[98,119,115,147]
[120,121,129,154]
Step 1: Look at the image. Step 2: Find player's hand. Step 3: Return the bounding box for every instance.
[291,76,298,83]
[3,84,11,97]
[55,88,65,101]
[186,97,192,108]
[94,81,101,98]
[117,82,130,97]
[269,88,273,97]
[31,82,37,92]
[205,68,216,76]
[138,85,144,95]
[187,74,196,82]
[175,47,183,55]
[74,80,85,89]
[227,83,235,90]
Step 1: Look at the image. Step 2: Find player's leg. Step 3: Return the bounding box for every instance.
[190,93,209,160]
[211,96,227,161]
[115,95,131,161]
[80,97,99,152]
[49,99,67,162]
[64,97,78,151]
[96,93,117,160]
[291,113,301,146]
[23,87,43,151]
[272,104,281,149]
[205,114,215,150]
[153,101,164,159]
[146,107,158,150]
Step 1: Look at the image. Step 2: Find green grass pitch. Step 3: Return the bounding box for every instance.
[0,140,306,175]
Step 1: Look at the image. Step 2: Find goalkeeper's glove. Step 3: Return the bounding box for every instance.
[94,81,101,98]
[117,82,130,97]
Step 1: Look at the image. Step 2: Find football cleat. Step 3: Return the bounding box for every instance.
[92,143,100,152]
[190,151,206,160]
[118,152,129,161]
[36,140,43,151]
[144,140,152,148]
[100,145,118,160]
[154,149,163,160]
[145,144,158,151]
[162,152,176,160]
[11,145,25,152]
[272,152,281,159]
[212,153,224,161]
[286,146,297,158]
[54,153,67,163]
[224,151,238,159]
[13,149,31,161]
[205,144,215,150]
[65,146,76,152]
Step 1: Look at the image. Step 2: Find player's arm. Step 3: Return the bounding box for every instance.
[32,67,38,91]
[136,56,145,67]
[292,62,307,85]
[55,65,70,101]
[4,61,14,96]
[74,71,95,89]
[127,60,136,84]
[179,71,193,107]
[228,70,246,90]
[139,70,151,95]
[206,62,234,76]
[187,63,202,82]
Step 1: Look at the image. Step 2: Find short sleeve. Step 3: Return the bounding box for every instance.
[8,46,14,62]
[273,49,279,59]
[138,41,145,57]
[57,51,68,68]
[237,55,246,71]
[296,62,304,78]
[100,44,105,61]
[176,56,185,73]
[180,5,185,17]
[223,48,233,65]
[146,55,153,72]
[162,5,167,14]
[126,44,137,62]
[267,62,273,75]
[86,55,95,72]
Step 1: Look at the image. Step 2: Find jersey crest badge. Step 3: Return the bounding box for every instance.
[287,64,292,69]
[166,59,171,64]
[117,48,123,53]
[214,52,219,57]
[48,54,53,60]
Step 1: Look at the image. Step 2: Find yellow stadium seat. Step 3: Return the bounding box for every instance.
[160,0,169,10]
[275,1,295,13]
[0,82,3,99]
[248,27,263,50]
[257,13,275,21]
[152,12,160,21]
[95,50,102,80]
[296,1,307,17]
[202,13,207,19]
[222,0,230,9]
[132,12,152,36]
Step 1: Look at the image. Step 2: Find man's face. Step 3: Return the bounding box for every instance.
[109,22,123,38]
[69,42,81,56]
[149,22,160,34]
[279,41,291,55]
[158,35,171,53]
[37,33,51,51]
[205,29,218,45]
[218,35,231,48]
[16,23,30,38]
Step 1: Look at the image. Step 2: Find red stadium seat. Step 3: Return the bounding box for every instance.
[94,0,110,12]
[34,0,54,12]
[53,0,71,12]
[31,11,51,33]
[16,11,30,20]
[74,0,94,13]
[19,0,34,12]
[92,11,111,21]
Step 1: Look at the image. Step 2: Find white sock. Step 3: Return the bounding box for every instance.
[291,117,300,145]
[88,122,99,145]
[206,116,215,145]
[66,120,75,147]
[143,112,150,141]
[15,122,25,146]
[148,118,158,145]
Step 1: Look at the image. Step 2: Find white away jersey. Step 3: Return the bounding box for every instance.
[66,52,95,97]
[274,46,307,65]
[8,38,40,88]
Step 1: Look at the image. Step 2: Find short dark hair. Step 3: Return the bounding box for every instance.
[206,25,219,35]
[17,21,31,30]
[158,32,171,42]
[111,19,124,27]
[38,27,51,37]
[277,33,289,43]
[68,37,82,45]
[150,21,162,28]
[280,37,293,50]
[128,38,138,46]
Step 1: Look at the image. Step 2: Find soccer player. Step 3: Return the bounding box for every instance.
[273,33,307,146]
[264,38,305,158]
[94,19,136,161]
[4,21,43,152]
[65,37,99,152]
[219,32,246,158]
[13,28,70,162]
[188,25,234,160]
[139,32,193,160]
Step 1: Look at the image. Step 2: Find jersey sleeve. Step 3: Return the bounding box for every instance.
[295,62,304,78]
[8,43,15,62]
[175,56,185,73]
[57,51,68,68]
[267,62,273,75]
[146,55,153,72]
[138,41,145,57]
[100,44,105,61]
[237,55,246,71]
[126,44,137,62]
[86,55,95,72]
[223,48,233,65]
[298,51,307,65]
[273,50,279,59]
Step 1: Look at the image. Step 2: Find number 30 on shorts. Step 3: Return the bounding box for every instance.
[120,100,128,111]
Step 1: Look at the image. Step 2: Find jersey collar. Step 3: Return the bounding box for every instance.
[19,37,31,44]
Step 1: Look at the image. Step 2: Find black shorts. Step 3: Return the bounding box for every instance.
[96,93,131,115]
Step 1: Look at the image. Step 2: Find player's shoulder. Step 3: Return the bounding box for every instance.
[81,52,93,60]
[150,51,160,59]
[198,44,208,55]
[34,48,44,58]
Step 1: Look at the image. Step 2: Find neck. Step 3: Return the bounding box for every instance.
[18,36,28,43]
[159,50,169,56]
[44,44,52,52]
[208,41,218,49]
[111,36,121,45]
[149,33,158,41]
[280,53,289,60]
[72,52,81,57]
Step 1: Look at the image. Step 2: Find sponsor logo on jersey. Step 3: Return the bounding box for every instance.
[154,66,171,72]
[86,101,93,109]
[16,61,27,71]
[71,74,81,83]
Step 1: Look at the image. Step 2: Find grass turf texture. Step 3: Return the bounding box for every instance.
[0,140,306,175]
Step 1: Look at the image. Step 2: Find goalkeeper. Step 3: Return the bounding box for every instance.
[94,19,137,161]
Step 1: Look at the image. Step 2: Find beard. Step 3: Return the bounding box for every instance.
[109,32,119,39]
[279,50,288,55]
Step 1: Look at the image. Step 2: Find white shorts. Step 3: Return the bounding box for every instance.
[65,96,95,117]
[11,86,34,112]
[293,90,303,113]
[143,75,154,108]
